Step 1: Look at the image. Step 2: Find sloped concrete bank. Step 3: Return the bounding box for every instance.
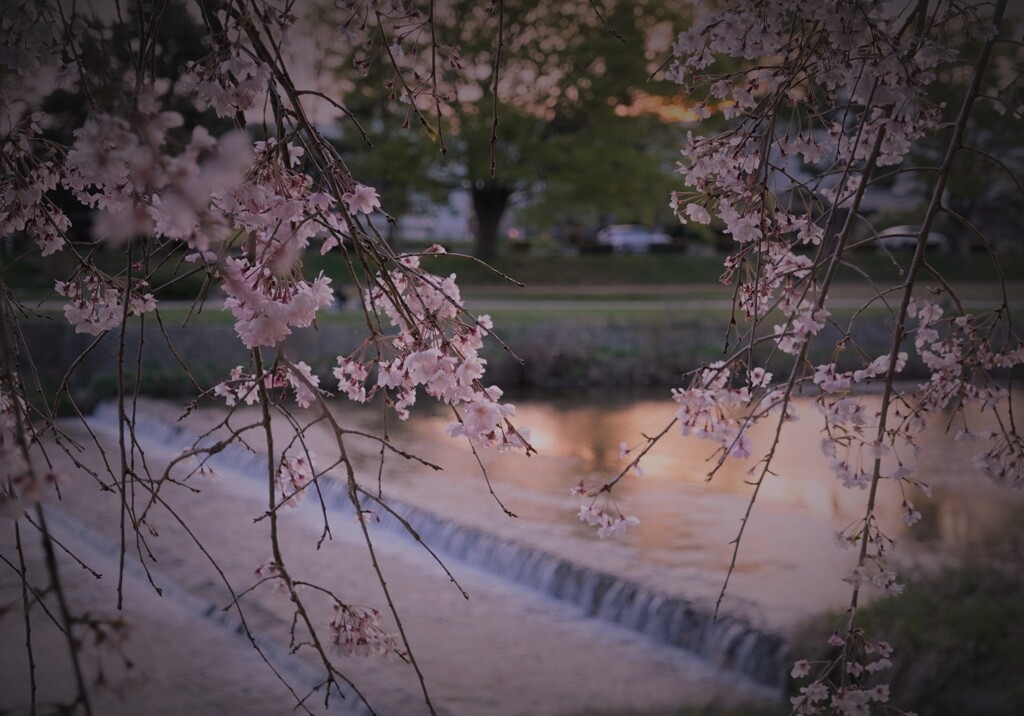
[25,312,919,411]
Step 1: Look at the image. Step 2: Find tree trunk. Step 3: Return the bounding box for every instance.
[471,180,513,261]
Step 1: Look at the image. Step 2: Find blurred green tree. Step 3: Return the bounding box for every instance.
[321,0,692,258]
[907,17,1024,253]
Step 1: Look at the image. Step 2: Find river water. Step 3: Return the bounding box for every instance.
[364,388,1023,633]
[79,390,1023,695]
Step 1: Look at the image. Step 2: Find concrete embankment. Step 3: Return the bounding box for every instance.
[24,309,914,410]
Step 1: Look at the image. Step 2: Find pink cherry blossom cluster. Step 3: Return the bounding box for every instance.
[902,299,1024,488]
[213,363,322,411]
[172,0,293,120]
[570,457,644,538]
[814,353,910,493]
[212,366,266,407]
[329,603,407,661]
[577,503,641,539]
[199,142,350,350]
[220,259,334,349]
[672,362,754,460]
[54,270,156,336]
[973,432,1024,488]
[179,54,272,119]
[276,452,314,508]
[342,184,382,215]
[357,253,532,452]
[253,559,289,595]
[791,634,896,716]
[0,113,67,256]
[910,301,1022,413]
[63,90,253,250]
[835,516,902,597]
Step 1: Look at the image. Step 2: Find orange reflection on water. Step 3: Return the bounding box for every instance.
[399,393,1022,551]
[354,391,1022,627]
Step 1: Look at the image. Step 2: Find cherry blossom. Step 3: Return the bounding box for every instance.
[577,504,641,539]
[359,255,532,452]
[342,184,382,214]
[0,0,1020,713]
[586,2,1024,712]
[221,261,334,349]
[276,451,314,508]
[179,53,271,118]
[54,271,156,335]
[329,603,407,660]
[254,559,289,595]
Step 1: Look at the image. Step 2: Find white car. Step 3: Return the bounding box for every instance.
[877,225,949,253]
[595,225,671,253]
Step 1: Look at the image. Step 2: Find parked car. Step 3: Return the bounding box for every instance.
[594,225,671,253]
[877,225,949,253]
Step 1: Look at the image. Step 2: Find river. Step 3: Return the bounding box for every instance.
[61,390,1023,708]
[364,388,1022,630]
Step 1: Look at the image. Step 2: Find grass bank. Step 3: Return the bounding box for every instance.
[7,244,1023,301]
[315,248,1024,288]
[793,560,1024,716]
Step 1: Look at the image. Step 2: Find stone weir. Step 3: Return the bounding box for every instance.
[91,402,791,690]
